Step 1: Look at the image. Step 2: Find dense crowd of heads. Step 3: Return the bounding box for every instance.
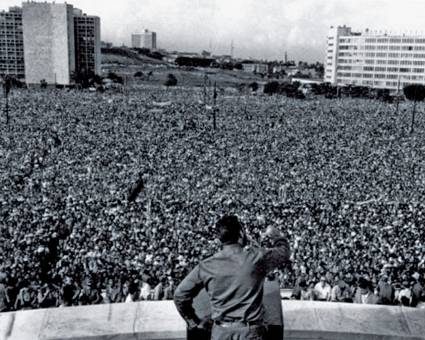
[0,86,424,311]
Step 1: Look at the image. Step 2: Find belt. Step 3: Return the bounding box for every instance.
[215,320,263,328]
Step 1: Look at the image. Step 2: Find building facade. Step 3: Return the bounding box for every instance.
[74,9,101,76]
[325,26,425,91]
[23,2,76,85]
[242,62,269,74]
[131,33,142,49]
[132,29,157,50]
[0,6,24,79]
[20,2,100,86]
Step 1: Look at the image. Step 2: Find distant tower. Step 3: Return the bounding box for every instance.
[230,40,234,58]
[132,29,157,50]
[284,51,288,64]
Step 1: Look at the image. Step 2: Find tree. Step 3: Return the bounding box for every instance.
[40,79,48,89]
[164,73,178,87]
[263,81,280,95]
[249,82,259,92]
[403,84,425,133]
[107,72,124,84]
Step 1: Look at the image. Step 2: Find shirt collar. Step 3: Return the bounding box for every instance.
[222,244,242,251]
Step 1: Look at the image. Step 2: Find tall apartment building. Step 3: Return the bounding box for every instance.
[73,9,101,76]
[20,2,100,86]
[0,6,24,79]
[325,26,425,91]
[131,29,157,50]
[22,2,76,85]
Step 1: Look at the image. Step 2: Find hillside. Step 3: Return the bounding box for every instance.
[101,47,166,66]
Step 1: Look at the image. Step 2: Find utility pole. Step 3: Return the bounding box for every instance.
[395,75,401,115]
[203,73,208,105]
[3,75,11,125]
[213,81,217,130]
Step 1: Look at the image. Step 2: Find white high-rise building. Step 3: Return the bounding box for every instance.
[325,26,425,91]
[23,2,76,85]
[131,29,157,50]
[21,2,101,86]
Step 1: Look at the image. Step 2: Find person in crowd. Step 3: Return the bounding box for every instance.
[140,272,152,300]
[314,276,332,301]
[0,274,8,312]
[331,277,351,302]
[263,272,284,340]
[411,273,423,307]
[398,281,413,306]
[163,277,175,300]
[38,282,59,308]
[354,278,380,305]
[376,275,394,305]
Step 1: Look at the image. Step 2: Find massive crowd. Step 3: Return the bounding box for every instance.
[0,86,424,312]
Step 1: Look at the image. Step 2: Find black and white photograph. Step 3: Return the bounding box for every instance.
[0,0,424,339]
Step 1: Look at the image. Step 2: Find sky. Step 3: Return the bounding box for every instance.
[2,0,425,62]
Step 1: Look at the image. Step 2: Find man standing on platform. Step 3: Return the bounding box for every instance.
[174,215,290,340]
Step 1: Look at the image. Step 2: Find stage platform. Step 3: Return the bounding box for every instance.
[0,300,424,340]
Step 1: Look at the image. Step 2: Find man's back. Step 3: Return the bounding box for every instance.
[200,244,268,322]
[174,216,290,340]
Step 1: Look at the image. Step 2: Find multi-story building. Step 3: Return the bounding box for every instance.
[325,25,425,91]
[20,2,100,86]
[131,29,157,50]
[73,9,101,76]
[0,6,24,79]
[22,2,76,85]
[131,33,142,49]
[242,62,269,74]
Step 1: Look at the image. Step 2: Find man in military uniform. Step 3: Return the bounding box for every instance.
[174,215,290,340]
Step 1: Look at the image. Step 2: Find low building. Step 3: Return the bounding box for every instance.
[242,62,269,74]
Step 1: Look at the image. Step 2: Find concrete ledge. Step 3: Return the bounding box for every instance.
[1,301,424,340]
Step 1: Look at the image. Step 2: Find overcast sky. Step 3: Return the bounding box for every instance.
[2,0,425,62]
